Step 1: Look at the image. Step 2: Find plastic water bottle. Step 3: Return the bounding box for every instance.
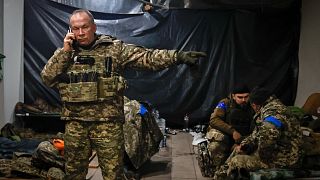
[152,109,160,120]
[158,118,166,135]
[158,117,166,147]
[162,135,167,147]
[184,114,189,132]
[153,109,167,147]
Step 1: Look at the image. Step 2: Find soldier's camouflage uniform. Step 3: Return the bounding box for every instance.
[214,96,303,179]
[203,97,254,176]
[41,34,179,179]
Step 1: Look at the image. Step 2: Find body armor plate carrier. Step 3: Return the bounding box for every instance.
[58,51,127,103]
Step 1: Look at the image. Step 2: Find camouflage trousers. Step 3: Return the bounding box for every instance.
[64,120,125,180]
[214,152,268,179]
[206,129,233,175]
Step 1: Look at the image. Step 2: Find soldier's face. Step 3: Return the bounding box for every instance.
[232,93,249,106]
[251,103,261,113]
[70,12,97,46]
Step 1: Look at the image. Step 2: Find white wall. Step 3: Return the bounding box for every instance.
[0,0,24,128]
[0,0,4,127]
[295,0,320,107]
[0,1,3,51]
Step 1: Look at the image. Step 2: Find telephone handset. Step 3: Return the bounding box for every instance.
[68,27,79,50]
[72,39,79,50]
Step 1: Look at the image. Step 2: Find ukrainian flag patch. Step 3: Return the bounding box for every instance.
[264,116,283,128]
[216,102,227,111]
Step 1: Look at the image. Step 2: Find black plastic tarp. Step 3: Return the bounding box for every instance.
[148,0,298,9]
[24,0,300,127]
[49,0,144,14]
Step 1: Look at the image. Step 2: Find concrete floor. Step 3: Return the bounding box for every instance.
[87,131,210,180]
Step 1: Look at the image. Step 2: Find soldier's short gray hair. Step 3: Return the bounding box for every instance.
[70,9,95,24]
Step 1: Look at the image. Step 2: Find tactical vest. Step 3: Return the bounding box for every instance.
[58,50,127,103]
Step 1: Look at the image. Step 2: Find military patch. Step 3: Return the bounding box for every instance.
[138,104,148,115]
[264,116,283,128]
[216,102,227,111]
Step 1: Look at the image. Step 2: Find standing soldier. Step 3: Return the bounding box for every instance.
[41,9,206,180]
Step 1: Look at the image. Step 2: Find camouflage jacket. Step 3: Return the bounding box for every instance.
[209,97,254,136]
[41,34,178,121]
[241,96,303,168]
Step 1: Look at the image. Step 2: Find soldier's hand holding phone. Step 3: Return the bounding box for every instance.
[63,27,75,52]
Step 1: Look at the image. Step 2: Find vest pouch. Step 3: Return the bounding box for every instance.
[58,82,97,102]
[117,76,127,93]
[98,76,117,100]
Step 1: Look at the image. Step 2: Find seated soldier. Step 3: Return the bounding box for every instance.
[214,87,303,179]
[205,84,255,176]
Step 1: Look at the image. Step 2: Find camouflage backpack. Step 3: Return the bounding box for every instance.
[123,99,163,169]
[32,141,65,170]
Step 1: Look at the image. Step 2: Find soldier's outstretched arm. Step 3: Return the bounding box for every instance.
[176,51,207,65]
[119,42,206,71]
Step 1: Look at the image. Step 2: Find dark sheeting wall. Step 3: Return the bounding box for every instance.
[24,0,300,127]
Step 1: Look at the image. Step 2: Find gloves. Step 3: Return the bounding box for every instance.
[177,51,207,65]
